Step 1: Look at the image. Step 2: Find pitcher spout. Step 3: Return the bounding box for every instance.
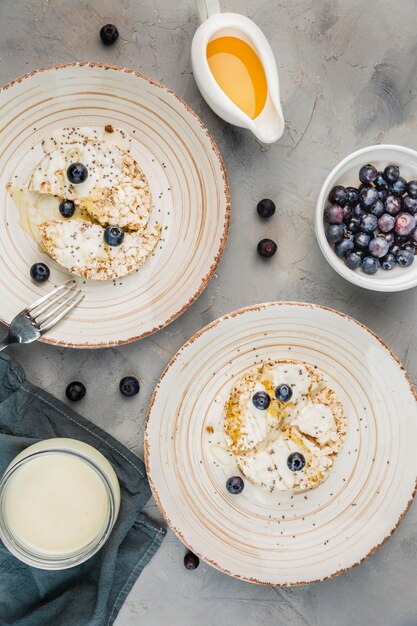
[251,103,285,144]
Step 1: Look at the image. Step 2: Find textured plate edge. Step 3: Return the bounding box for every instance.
[0,62,231,349]
[144,300,417,586]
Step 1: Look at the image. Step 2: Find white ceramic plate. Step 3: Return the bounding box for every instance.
[315,144,417,292]
[145,302,417,585]
[0,63,229,347]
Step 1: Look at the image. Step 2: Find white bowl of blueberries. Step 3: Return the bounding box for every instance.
[315,144,417,291]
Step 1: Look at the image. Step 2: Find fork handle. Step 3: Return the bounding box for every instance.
[0,336,11,352]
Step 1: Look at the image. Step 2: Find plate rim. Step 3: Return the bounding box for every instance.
[145,301,417,585]
[0,62,231,349]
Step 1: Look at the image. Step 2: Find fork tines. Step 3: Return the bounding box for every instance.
[25,281,84,333]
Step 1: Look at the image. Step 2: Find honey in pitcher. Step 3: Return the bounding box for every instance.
[206,36,267,120]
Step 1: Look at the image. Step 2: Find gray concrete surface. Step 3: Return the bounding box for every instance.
[1,0,417,624]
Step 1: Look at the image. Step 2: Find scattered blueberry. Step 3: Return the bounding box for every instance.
[59,199,75,218]
[287,452,305,472]
[345,251,362,270]
[326,225,344,244]
[359,163,378,184]
[346,187,359,205]
[359,213,378,233]
[252,391,270,410]
[184,551,199,570]
[100,23,119,45]
[361,256,380,274]
[384,164,400,183]
[381,254,396,271]
[394,212,416,236]
[335,237,355,257]
[374,172,388,190]
[396,249,414,267]
[403,195,417,213]
[119,376,140,397]
[257,198,276,218]
[329,185,348,206]
[354,231,371,250]
[66,381,86,402]
[369,236,390,258]
[359,186,378,208]
[67,162,88,184]
[257,238,277,258]
[377,213,395,233]
[324,204,344,224]
[389,176,407,196]
[30,262,50,283]
[408,180,417,199]
[226,476,245,494]
[275,384,293,402]
[104,226,125,246]
[385,194,402,216]
[370,199,385,218]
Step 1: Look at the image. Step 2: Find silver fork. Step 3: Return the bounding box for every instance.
[0,282,84,351]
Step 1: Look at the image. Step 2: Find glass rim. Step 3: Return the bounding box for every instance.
[0,447,117,570]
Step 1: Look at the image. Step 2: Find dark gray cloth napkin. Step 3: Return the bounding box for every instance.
[0,352,165,626]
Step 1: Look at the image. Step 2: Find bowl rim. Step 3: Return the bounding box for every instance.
[315,143,417,292]
[144,300,417,586]
[0,62,231,348]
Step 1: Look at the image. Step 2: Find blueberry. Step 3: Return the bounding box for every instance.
[354,231,371,250]
[359,186,378,208]
[359,163,378,184]
[30,262,50,283]
[410,228,417,246]
[359,213,378,233]
[378,189,388,202]
[347,218,360,234]
[329,185,348,206]
[100,23,119,45]
[252,391,271,410]
[384,232,395,247]
[67,162,88,184]
[396,249,414,267]
[59,199,75,218]
[385,194,402,216]
[184,551,199,570]
[346,187,359,206]
[324,204,344,224]
[402,243,416,254]
[342,205,353,223]
[345,251,362,270]
[369,236,390,258]
[257,198,276,218]
[377,213,395,233]
[257,238,277,258]
[381,254,396,270]
[335,237,355,257]
[370,199,385,218]
[390,244,401,256]
[119,376,140,397]
[374,172,389,190]
[353,203,365,219]
[104,226,125,246]
[389,176,408,196]
[326,224,344,244]
[66,381,86,402]
[226,476,245,494]
[361,256,380,274]
[384,164,400,184]
[287,452,305,472]
[407,180,417,199]
[394,212,416,236]
[275,384,293,402]
[403,195,417,213]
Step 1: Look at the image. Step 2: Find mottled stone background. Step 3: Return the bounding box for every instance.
[0,1,416,624]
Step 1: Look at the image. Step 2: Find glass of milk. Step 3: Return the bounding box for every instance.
[0,438,121,569]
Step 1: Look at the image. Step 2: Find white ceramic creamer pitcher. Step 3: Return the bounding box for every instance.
[192,0,285,143]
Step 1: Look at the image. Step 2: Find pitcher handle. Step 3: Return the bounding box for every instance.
[196,0,221,22]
